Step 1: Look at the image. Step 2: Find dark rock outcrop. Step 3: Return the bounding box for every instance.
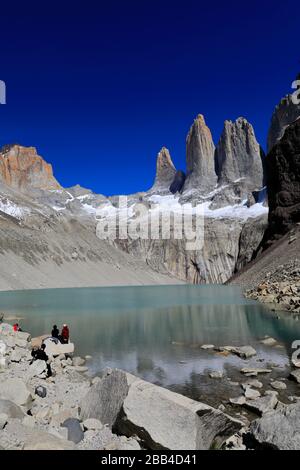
[183,115,217,194]
[215,117,264,191]
[169,170,186,194]
[266,118,300,236]
[267,74,300,153]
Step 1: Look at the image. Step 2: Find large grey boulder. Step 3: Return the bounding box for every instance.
[243,393,278,416]
[183,114,217,194]
[1,421,75,450]
[10,347,28,363]
[215,117,264,191]
[27,359,47,379]
[0,399,25,419]
[117,374,243,450]
[247,402,300,449]
[0,378,32,407]
[80,369,129,428]
[150,147,177,194]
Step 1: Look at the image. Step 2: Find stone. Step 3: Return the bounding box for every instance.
[243,393,278,416]
[117,373,243,450]
[260,337,277,346]
[150,147,177,194]
[15,331,31,342]
[83,418,103,431]
[215,117,264,191]
[218,404,226,411]
[43,338,74,357]
[229,396,246,406]
[240,368,272,376]
[80,369,129,428]
[0,378,32,407]
[201,344,215,350]
[244,388,261,400]
[271,380,287,390]
[22,416,36,428]
[10,347,27,362]
[183,114,217,194]
[289,369,300,384]
[62,418,84,444]
[230,346,257,359]
[0,413,8,429]
[72,356,86,367]
[27,359,47,379]
[0,399,25,419]
[242,379,263,389]
[209,370,223,379]
[247,402,300,450]
[50,408,78,427]
[14,338,29,349]
[35,385,47,398]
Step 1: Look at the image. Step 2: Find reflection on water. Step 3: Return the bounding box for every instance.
[0,285,299,391]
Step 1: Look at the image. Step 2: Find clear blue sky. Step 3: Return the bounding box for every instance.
[0,0,299,196]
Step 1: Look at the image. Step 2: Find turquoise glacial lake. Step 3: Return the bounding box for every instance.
[0,285,299,401]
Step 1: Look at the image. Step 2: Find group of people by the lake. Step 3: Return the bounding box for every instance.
[51,323,70,344]
[30,323,70,378]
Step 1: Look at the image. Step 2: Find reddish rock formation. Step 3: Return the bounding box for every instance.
[0,145,61,191]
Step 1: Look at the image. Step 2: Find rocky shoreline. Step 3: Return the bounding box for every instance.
[245,259,300,315]
[1,321,300,450]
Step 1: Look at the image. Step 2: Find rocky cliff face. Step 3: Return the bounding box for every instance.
[267,74,300,153]
[0,145,61,192]
[150,147,177,194]
[215,117,264,191]
[183,115,217,194]
[266,118,300,237]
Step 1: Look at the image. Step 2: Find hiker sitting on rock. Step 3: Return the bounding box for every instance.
[31,343,52,377]
[61,324,70,344]
[13,323,22,332]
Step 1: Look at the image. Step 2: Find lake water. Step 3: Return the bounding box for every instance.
[0,285,299,401]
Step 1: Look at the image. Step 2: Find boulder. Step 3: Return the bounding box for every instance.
[62,418,84,444]
[246,402,300,449]
[229,396,246,406]
[83,418,103,431]
[80,369,129,428]
[209,371,223,379]
[244,387,261,400]
[35,385,47,398]
[10,347,28,362]
[289,369,300,384]
[0,399,25,419]
[72,356,86,367]
[230,346,257,359]
[0,378,32,407]
[240,368,272,376]
[243,393,278,416]
[271,380,287,390]
[260,337,277,346]
[117,374,243,450]
[27,359,47,379]
[43,337,74,357]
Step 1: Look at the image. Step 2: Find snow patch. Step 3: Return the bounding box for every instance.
[0,198,30,219]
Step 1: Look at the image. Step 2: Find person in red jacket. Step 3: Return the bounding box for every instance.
[61,324,70,344]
